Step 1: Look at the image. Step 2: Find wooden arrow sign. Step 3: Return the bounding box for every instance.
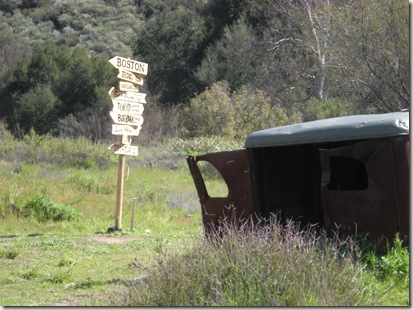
[108,144,139,156]
[122,134,132,145]
[112,124,142,136]
[119,81,139,92]
[108,87,146,103]
[112,99,144,115]
[117,69,144,85]
[110,111,144,126]
[109,56,148,75]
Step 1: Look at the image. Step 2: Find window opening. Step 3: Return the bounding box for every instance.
[196,161,229,198]
[328,156,368,191]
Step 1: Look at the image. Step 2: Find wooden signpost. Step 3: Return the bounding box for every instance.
[108,56,148,231]
[117,69,144,85]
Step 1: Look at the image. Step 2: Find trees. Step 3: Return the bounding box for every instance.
[333,0,409,112]
[0,42,116,138]
[0,0,408,140]
[182,81,298,139]
[132,6,207,105]
[0,15,30,90]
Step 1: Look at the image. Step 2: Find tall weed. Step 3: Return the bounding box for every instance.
[117,216,381,306]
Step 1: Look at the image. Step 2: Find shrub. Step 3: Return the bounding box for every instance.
[0,249,19,259]
[119,216,377,306]
[305,97,358,121]
[21,195,82,222]
[183,81,235,138]
[363,234,409,280]
[182,81,301,139]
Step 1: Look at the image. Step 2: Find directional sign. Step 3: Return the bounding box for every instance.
[112,124,142,136]
[117,69,144,85]
[119,81,139,92]
[122,134,132,145]
[108,144,139,156]
[112,99,144,115]
[109,56,148,75]
[108,87,146,103]
[110,111,144,126]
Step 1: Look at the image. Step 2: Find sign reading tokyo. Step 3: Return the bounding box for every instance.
[109,56,148,75]
[112,99,144,115]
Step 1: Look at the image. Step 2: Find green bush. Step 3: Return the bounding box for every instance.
[0,249,19,259]
[182,82,301,139]
[363,234,409,280]
[305,97,358,121]
[21,195,82,222]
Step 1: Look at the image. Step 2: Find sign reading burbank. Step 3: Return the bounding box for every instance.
[109,56,148,75]
[112,99,144,115]
[112,124,142,136]
[110,111,144,126]
[117,69,144,85]
[108,87,146,103]
[108,144,139,156]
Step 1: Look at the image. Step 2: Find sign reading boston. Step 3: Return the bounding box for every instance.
[109,56,148,75]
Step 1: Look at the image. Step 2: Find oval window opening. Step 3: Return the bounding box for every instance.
[328,156,369,191]
[196,161,229,198]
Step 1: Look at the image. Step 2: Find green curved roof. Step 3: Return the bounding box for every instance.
[245,112,409,148]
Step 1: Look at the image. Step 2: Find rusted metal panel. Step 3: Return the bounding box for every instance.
[390,136,410,239]
[187,150,254,235]
[319,138,405,241]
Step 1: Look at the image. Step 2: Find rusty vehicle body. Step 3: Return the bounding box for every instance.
[187,112,409,242]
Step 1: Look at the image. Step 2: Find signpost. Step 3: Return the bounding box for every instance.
[110,111,144,126]
[117,69,144,85]
[119,81,139,92]
[108,144,139,156]
[112,124,142,136]
[112,99,144,115]
[108,87,147,103]
[109,56,148,75]
[107,56,148,232]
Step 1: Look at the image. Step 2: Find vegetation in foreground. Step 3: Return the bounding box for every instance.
[105,217,409,307]
[0,132,409,306]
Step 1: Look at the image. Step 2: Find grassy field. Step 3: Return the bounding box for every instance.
[0,133,409,306]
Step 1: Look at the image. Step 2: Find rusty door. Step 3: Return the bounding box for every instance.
[187,150,254,235]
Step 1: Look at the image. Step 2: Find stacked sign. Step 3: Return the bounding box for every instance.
[107,56,148,231]
[108,56,148,155]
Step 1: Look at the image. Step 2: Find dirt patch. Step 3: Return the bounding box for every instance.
[87,235,145,244]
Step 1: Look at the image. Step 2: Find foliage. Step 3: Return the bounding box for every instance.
[0,0,141,58]
[21,195,83,222]
[333,0,409,112]
[168,136,244,157]
[363,234,409,280]
[118,217,404,306]
[182,81,300,139]
[0,42,116,137]
[183,81,235,138]
[232,85,301,137]
[132,6,207,105]
[305,97,359,121]
[0,0,409,139]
